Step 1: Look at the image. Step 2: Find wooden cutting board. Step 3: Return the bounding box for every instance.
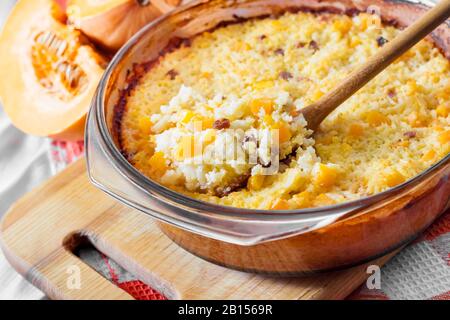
[0,158,396,300]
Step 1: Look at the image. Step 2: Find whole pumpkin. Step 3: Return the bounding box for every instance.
[67,0,182,51]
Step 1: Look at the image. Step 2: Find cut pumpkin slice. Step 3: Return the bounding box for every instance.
[67,0,182,51]
[0,0,106,141]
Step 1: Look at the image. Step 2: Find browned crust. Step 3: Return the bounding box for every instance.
[114,37,191,159]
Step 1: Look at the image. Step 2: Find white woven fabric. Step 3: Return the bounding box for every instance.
[0,105,48,300]
[381,241,450,300]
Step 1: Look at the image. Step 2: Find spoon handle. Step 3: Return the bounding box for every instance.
[301,0,450,131]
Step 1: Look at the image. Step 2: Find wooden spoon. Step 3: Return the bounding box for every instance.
[298,0,450,131]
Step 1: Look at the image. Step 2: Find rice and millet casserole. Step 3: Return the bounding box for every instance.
[118,11,450,210]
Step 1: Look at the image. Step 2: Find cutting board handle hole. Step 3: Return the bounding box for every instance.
[63,232,168,300]
[63,232,91,252]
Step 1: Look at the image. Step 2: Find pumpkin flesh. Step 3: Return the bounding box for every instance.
[0,0,106,140]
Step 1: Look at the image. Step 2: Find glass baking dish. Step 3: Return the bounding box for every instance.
[86,0,450,274]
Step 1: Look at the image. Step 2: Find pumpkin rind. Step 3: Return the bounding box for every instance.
[67,0,182,51]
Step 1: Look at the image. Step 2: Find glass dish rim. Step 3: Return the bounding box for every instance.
[93,0,450,221]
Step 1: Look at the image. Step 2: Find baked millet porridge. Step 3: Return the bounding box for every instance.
[118,11,450,210]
